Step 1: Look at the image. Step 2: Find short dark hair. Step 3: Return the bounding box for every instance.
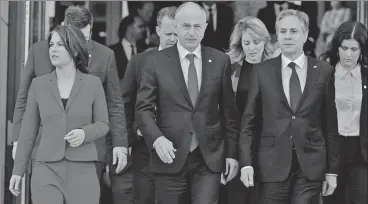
[156,6,177,27]
[118,15,140,40]
[48,25,89,73]
[137,1,153,10]
[63,5,93,28]
[321,21,368,68]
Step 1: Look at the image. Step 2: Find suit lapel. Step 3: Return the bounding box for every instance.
[274,55,293,112]
[194,46,211,109]
[65,71,84,111]
[165,46,193,107]
[295,57,320,111]
[48,71,64,111]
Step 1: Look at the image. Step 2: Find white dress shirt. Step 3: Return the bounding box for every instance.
[176,42,202,90]
[335,63,362,136]
[121,38,137,61]
[203,3,217,31]
[281,53,307,105]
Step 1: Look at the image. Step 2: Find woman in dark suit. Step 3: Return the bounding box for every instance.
[218,16,277,204]
[322,21,368,204]
[9,25,110,204]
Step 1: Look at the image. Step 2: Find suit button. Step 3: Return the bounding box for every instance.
[292,116,296,119]
[289,136,293,140]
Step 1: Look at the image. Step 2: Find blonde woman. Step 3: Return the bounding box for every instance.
[219,16,275,204]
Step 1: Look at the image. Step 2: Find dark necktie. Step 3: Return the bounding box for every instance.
[289,62,302,111]
[131,44,136,56]
[186,54,199,151]
[208,8,214,32]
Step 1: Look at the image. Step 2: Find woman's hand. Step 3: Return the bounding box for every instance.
[9,175,22,196]
[64,129,86,147]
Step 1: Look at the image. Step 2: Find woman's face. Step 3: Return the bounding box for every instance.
[338,39,361,69]
[241,30,265,63]
[49,32,73,68]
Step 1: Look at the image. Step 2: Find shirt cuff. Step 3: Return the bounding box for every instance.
[241,166,253,172]
[325,173,338,177]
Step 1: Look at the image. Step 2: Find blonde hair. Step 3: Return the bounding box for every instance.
[227,16,274,64]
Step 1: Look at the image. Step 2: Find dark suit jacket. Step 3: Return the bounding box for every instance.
[234,60,255,116]
[201,3,234,52]
[13,71,110,176]
[109,42,145,81]
[239,55,339,182]
[136,45,240,174]
[11,40,127,163]
[122,48,158,147]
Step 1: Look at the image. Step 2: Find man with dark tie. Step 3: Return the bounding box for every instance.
[108,14,146,204]
[136,2,239,204]
[201,1,234,52]
[122,6,177,204]
[239,9,339,204]
[110,14,146,82]
[11,5,129,204]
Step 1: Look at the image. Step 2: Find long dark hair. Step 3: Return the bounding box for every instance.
[48,25,89,73]
[321,21,368,68]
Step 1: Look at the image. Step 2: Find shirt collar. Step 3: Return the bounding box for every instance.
[203,3,217,12]
[281,53,306,70]
[122,38,135,47]
[335,63,361,78]
[177,42,202,61]
[158,45,162,51]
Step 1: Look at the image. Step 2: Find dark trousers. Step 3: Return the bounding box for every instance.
[218,174,259,204]
[323,136,368,204]
[259,149,322,204]
[155,148,221,204]
[31,159,100,204]
[110,164,133,204]
[132,140,156,204]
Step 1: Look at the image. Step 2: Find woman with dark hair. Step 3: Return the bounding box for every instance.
[9,25,109,204]
[322,21,368,204]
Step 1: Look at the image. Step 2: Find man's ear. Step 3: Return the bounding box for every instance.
[156,26,160,36]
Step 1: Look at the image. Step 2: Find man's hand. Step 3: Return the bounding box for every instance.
[12,142,18,160]
[9,175,22,196]
[240,167,254,188]
[153,136,176,164]
[64,129,85,147]
[322,174,337,196]
[222,158,238,184]
[112,147,128,173]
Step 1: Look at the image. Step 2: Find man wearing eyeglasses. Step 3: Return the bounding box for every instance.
[11,5,129,203]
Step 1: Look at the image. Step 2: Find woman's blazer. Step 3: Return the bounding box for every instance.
[13,70,110,176]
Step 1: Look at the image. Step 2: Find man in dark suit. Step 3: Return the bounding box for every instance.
[136,2,239,204]
[239,9,339,204]
[122,6,177,204]
[11,5,128,203]
[108,14,146,204]
[201,1,234,52]
[109,14,146,82]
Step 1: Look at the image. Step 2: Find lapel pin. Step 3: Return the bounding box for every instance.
[313,65,317,68]
[364,85,367,89]
[209,59,212,63]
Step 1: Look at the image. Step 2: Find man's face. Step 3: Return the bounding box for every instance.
[175,9,207,52]
[137,2,154,23]
[156,16,177,49]
[277,16,307,57]
[132,17,146,40]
